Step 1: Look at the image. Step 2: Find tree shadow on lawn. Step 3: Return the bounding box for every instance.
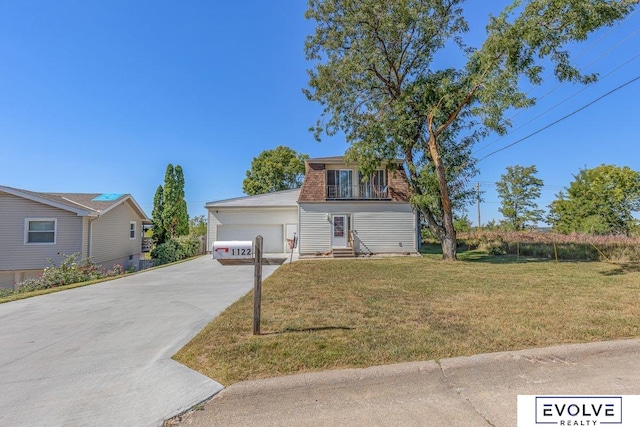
[460,251,553,264]
[422,244,640,273]
[457,249,640,275]
[599,262,640,276]
[260,326,355,336]
[422,244,551,264]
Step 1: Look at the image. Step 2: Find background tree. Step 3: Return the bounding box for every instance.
[496,165,544,230]
[161,164,190,240]
[174,165,190,236]
[151,185,166,244]
[304,0,635,260]
[243,146,309,195]
[189,215,208,237]
[548,164,640,236]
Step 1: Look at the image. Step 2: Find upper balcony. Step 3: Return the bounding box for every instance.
[326,184,390,200]
[297,156,410,203]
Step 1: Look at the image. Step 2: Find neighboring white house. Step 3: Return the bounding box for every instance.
[205,156,420,257]
[0,185,150,289]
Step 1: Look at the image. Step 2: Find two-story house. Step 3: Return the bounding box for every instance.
[297,156,418,256]
[205,156,419,257]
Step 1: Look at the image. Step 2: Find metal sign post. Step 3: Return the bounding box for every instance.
[253,235,263,335]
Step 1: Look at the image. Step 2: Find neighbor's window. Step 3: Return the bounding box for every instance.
[25,218,56,244]
[129,222,136,239]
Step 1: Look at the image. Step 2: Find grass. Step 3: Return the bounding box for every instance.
[174,250,640,386]
[0,277,113,304]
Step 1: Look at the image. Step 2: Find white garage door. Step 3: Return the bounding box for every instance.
[217,224,283,253]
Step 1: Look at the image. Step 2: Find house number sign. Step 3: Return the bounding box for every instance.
[212,241,254,259]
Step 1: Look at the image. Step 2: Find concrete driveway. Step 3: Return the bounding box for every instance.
[0,256,282,427]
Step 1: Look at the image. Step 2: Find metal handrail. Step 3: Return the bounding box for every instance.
[326,184,389,200]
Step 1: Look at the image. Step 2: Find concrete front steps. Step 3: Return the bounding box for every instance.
[332,247,355,258]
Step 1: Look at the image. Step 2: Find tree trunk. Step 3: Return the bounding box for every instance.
[427,133,457,261]
[440,231,457,261]
[418,199,457,260]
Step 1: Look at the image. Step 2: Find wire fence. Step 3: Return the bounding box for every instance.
[456,231,640,262]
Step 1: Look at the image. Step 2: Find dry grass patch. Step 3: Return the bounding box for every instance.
[174,253,640,385]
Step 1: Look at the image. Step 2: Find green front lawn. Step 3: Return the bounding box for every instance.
[174,251,640,385]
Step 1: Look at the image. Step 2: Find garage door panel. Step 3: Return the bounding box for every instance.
[217,225,283,253]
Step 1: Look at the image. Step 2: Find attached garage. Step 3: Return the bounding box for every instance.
[217,224,283,253]
[206,189,300,254]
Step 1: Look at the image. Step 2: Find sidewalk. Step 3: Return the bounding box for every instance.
[168,339,640,426]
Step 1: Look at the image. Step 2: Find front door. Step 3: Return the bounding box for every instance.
[331,215,348,248]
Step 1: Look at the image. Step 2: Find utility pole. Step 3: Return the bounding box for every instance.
[476,182,481,230]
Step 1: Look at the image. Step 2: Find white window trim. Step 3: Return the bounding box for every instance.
[129,221,137,240]
[24,218,57,245]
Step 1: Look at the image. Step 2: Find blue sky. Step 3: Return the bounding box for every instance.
[1,1,638,225]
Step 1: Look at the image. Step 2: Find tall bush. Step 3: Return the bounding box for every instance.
[150,236,200,266]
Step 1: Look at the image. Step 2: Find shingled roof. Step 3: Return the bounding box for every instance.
[0,185,149,219]
[205,188,300,208]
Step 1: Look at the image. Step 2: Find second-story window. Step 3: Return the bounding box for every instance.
[359,170,387,198]
[327,170,353,198]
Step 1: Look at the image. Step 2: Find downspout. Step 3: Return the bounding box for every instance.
[87,216,99,259]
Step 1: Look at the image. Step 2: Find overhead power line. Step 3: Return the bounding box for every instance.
[475,51,640,154]
[477,76,640,162]
[474,11,640,155]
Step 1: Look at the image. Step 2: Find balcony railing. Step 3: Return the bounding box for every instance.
[327,184,389,200]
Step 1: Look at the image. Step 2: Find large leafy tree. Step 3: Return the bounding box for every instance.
[242,146,309,195]
[496,165,544,230]
[189,215,207,237]
[548,165,640,236]
[304,0,635,260]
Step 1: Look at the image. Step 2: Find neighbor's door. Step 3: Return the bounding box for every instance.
[331,215,348,248]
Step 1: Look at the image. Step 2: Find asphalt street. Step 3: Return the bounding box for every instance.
[0,256,281,427]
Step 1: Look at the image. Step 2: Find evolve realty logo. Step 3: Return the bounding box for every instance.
[536,396,621,426]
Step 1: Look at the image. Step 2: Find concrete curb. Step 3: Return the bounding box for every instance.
[170,339,640,427]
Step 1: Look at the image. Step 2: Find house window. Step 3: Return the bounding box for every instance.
[327,170,353,198]
[25,218,57,244]
[358,170,387,198]
[129,222,136,239]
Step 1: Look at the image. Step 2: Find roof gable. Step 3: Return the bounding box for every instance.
[206,188,301,209]
[0,185,149,220]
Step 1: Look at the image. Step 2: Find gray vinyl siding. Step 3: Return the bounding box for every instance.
[299,202,416,255]
[0,192,83,270]
[90,201,142,269]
